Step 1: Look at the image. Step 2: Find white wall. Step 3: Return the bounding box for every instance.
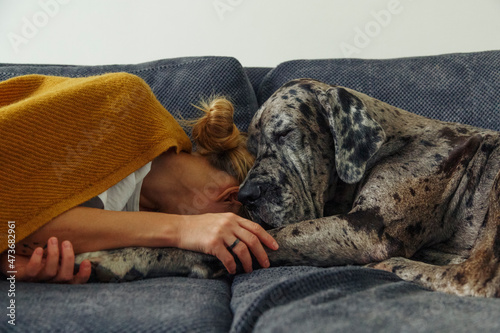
[1,0,499,67]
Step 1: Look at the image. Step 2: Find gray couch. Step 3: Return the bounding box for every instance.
[1,51,500,332]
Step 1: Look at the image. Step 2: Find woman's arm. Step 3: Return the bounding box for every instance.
[20,207,181,255]
[20,207,279,274]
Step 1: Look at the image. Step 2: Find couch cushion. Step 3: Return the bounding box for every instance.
[1,277,232,332]
[257,50,500,132]
[244,67,272,97]
[231,266,500,333]
[0,56,259,132]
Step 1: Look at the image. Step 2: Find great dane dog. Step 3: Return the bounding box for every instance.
[77,78,499,298]
[237,78,500,298]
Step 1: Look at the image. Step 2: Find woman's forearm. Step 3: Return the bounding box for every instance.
[15,209,278,277]
[19,207,183,255]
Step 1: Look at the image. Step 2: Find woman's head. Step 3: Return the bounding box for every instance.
[190,97,255,184]
[141,97,255,216]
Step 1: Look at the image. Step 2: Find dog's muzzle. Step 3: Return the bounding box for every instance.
[238,182,275,229]
[238,182,262,205]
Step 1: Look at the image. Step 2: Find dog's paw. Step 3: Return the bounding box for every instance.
[75,247,228,282]
[187,263,226,279]
[367,257,404,272]
[75,250,144,282]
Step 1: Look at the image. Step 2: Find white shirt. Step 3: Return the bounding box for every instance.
[97,162,152,212]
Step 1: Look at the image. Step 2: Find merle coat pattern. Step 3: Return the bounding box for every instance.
[237,79,500,297]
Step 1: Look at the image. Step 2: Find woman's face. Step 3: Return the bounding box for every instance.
[157,152,242,215]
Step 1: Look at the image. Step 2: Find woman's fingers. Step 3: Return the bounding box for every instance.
[52,240,77,282]
[216,214,279,273]
[228,237,253,273]
[230,233,263,272]
[2,237,89,284]
[24,247,44,279]
[71,259,92,284]
[238,218,279,251]
[45,239,90,284]
[232,218,278,270]
[178,213,280,275]
[39,237,60,279]
[215,245,238,274]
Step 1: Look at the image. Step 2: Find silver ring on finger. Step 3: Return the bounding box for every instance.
[227,238,240,250]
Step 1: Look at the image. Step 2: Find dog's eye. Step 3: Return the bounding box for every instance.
[274,129,293,144]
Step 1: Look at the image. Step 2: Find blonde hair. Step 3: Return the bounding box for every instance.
[190,96,255,183]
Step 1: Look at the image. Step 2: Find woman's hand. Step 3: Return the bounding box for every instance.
[176,213,279,274]
[1,237,91,284]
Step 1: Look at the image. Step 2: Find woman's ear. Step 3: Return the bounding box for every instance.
[217,186,241,204]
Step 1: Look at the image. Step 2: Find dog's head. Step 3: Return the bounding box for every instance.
[239,79,385,227]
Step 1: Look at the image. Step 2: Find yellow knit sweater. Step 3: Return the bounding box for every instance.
[0,73,192,253]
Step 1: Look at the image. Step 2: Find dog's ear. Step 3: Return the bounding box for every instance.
[317,87,385,184]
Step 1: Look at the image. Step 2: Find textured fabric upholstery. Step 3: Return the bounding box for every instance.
[244,67,271,99]
[4,277,232,332]
[257,51,500,131]
[230,266,500,333]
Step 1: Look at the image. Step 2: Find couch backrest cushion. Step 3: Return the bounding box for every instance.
[245,67,272,97]
[257,51,500,132]
[0,56,259,133]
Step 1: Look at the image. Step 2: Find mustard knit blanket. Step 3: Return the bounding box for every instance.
[0,73,192,253]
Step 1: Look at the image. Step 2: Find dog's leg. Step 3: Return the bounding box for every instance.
[373,171,500,297]
[75,247,226,282]
[265,212,409,267]
[372,253,499,297]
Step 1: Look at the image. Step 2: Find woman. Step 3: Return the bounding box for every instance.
[0,74,278,283]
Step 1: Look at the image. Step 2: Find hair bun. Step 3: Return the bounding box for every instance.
[191,97,241,154]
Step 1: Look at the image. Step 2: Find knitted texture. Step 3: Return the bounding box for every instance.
[0,73,192,251]
[257,50,500,132]
[2,277,232,333]
[230,266,500,333]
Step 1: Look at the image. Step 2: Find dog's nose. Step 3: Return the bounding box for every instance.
[238,182,262,205]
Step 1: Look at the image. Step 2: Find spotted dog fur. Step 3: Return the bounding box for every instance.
[75,247,225,282]
[238,78,500,297]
